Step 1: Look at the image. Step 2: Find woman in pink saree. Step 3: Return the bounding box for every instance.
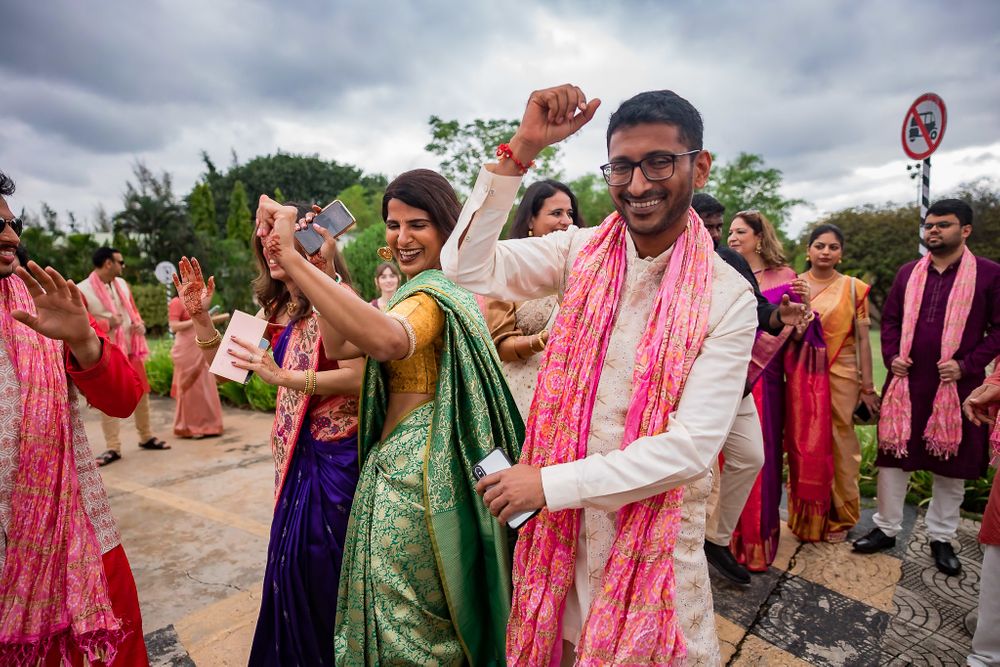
[168,297,227,438]
[727,210,831,567]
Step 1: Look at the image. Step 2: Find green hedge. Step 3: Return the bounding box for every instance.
[131,283,172,338]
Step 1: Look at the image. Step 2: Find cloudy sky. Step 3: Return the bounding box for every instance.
[2,0,998,236]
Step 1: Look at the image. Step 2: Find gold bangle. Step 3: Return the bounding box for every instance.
[530,331,547,354]
[195,330,222,348]
[303,369,317,396]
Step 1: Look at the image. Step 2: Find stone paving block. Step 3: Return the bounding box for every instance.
[145,624,196,667]
[711,565,783,628]
[788,541,901,612]
[732,634,815,666]
[175,589,260,666]
[716,613,744,664]
[750,575,889,666]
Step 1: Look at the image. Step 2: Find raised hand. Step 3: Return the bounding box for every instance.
[255,195,299,251]
[509,85,602,163]
[172,256,215,321]
[12,261,95,346]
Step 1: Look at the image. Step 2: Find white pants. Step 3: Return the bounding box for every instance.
[706,395,766,547]
[969,544,1000,666]
[872,466,966,542]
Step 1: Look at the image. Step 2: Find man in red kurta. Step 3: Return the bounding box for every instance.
[963,370,999,666]
[854,199,1000,576]
[0,171,149,665]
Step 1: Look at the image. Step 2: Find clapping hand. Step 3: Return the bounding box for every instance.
[172,257,215,321]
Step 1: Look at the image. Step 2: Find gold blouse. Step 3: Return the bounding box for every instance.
[386,292,444,393]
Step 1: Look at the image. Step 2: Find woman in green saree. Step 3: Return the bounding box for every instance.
[253,169,524,666]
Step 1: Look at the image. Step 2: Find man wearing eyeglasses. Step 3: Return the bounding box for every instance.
[854,199,1000,578]
[78,247,170,466]
[0,171,150,663]
[442,85,756,665]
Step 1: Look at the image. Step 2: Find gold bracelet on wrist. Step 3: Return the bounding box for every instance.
[530,330,547,354]
[303,369,317,396]
[195,330,222,348]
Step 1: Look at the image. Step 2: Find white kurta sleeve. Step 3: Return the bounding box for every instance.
[540,289,758,512]
[441,166,577,301]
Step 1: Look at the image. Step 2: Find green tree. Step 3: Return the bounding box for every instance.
[273,186,286,203]
[188,182,217,237]
[17,225,64,273]
[702,152,806,243]
[566,173,614,228]
[425,116,562,195]
[197,151,370,231]
[226,180,253,241]
[335,183,385,231]
[342,224,390,302]
[114,162,199,281]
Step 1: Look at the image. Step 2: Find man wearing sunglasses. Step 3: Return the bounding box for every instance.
[443,85,757,664]
[78,247,170,465]
[0,171,150,663]
[855,199,1000,578]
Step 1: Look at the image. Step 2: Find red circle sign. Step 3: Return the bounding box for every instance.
[901,93,947,160]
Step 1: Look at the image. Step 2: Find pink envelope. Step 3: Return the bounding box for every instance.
[209,310,269,384]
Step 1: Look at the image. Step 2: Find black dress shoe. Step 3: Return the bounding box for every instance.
[930,540,962,576]
[705,541,751,586]
[852,527,896,554]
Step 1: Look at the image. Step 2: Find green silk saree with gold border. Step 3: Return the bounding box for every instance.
[335,270,524,666]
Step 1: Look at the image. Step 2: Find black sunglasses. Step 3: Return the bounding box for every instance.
[1,217,23,236]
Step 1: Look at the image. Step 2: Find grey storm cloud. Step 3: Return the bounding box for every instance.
[1,0,998,228]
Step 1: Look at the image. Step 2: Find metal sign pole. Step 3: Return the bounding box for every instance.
[919,157,930,256]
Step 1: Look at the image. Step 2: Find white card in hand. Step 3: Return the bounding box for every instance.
[208,310,268,384]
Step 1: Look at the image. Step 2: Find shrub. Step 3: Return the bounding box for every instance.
[342,224,395,302]
[132,283,171,338]
[144,338,174,396]
[245,374,278,411]
[217,381,249,407]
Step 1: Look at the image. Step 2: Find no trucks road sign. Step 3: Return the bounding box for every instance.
[902,93,947,160]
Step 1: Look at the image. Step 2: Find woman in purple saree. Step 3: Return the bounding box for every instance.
[728,211,832,569]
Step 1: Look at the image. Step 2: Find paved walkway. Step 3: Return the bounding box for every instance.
[81,396,984,666]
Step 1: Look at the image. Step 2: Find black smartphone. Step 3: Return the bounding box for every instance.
[243,338,271,385]
[294,200,356,255]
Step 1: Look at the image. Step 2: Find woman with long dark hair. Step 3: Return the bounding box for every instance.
[253,170,523,665]
[172,203,364,666]
[486,179,583,418]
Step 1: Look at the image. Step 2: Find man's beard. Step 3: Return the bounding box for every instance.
[616,186,693,241]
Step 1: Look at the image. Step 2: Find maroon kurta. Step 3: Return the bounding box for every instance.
[878,255,1000,479]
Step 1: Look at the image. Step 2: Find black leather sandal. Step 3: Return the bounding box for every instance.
[138,437,171,450]
[96,450,122,466]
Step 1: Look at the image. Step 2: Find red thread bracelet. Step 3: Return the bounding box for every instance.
[496,143,535,174]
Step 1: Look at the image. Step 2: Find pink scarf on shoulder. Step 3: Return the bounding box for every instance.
[86,272,149,361]
[507,210,714,666]
[879,248,978,459]
[0,276,123,665]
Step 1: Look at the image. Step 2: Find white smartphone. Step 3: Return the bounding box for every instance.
[473,448,540,530]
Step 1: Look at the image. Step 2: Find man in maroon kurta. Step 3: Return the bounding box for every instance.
[853,199,1000,576]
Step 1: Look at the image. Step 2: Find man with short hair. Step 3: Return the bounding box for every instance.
[443,85,757,665]
[854,199,1000,576]
[692,192,725,245]
[0,171,149,664]
[78,246,169,465]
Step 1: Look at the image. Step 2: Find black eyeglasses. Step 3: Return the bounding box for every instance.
[1,216,23,236]
[600,150,701,186]
[921,221,958,231]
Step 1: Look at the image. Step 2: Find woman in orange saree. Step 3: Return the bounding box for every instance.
[800,224,881,541]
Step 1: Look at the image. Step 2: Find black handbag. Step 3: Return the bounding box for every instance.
[849,278,879,426]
